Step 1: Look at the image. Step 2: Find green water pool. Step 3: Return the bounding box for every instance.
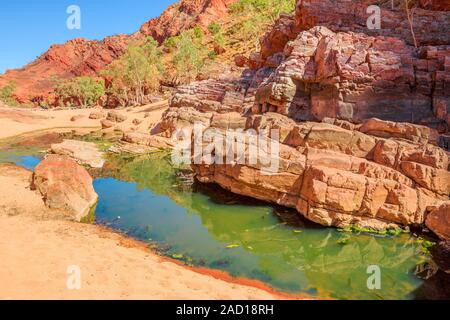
[0,146,432,300]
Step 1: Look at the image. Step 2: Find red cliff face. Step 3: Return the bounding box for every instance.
[250,0,450,130]
[0,0,237,104]
[160,0,450,232]
[0,36,129,104]
[139,0,235,42]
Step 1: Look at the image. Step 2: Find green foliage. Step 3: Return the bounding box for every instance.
[229,0,295,46]
[208,22,221,36]
[337,225,409,236]
[55,76,105,108]
[207,51,218,60]
[163,36,179,49]
[416,237,436,255]
[171,30,207,83]
[102,36,164,107]
[0,81,18,106]
[208,22,225,52]
[230,0,295,20]
[192,26,204,41]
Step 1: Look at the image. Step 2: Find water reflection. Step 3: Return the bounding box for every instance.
[93,153,428,299]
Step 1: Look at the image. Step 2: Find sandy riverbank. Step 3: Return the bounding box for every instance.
[0,104,282,300]
[0,101,167,140]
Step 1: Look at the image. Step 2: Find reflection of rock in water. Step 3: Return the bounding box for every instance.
[193,182,265,206]
[431,241,450,273]
[175,169,195,191]
[193,181,318,228]
[414,267,450,300]
[272,207,321,229]
[414,241,450,300]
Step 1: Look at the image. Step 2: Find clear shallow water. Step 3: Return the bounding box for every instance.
[0,150,43,171]
[1,149,430,300]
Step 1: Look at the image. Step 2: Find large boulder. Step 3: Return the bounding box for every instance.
[31,155,98,221]
[426,202,450,240]
[51,139,105,168]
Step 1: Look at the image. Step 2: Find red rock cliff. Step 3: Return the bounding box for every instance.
[158,0,450,231]
[0,0,237,104]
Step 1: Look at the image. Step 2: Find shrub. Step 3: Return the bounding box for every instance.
[163,36,179,49]
[55,76,105,108]
[171,30,207,83]
[208,22,222,36]
[229,0,295,46]
[102,36,164,106]
[193,26,204,41]
[230,0,295,21]
[208,51,218,60]
[0,81,18,106]
[208,22,225,53]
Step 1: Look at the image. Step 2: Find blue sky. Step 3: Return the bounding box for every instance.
[0,0,176,73]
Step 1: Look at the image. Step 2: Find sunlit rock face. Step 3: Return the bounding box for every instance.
[163,0,450,139]
[190,113,448,230]
[31,155,98,222]
[157,0,450,230]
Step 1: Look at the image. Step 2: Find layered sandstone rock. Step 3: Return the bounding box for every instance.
[254,26,448,128]
[122,132,175,149]
[106,111,128,123]
[419,0,450,11]
[31,155,98,221]
[89,110,106,120]
[190,113,448,230]
[245,1,450,148]
[426,202,450,240]
[169,78,249,114]
[109,131,176,154]
[295,0,450,46]
[161,1,449,149]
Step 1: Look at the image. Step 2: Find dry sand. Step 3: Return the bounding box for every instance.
[0,104,281,300]
[0,101,167,140]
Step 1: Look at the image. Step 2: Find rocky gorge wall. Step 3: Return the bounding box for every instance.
[254,0,450,132]
[162,1,450,137]
[156,0,450,234]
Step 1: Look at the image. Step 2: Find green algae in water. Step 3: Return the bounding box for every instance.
[0,149,43,170]
[80,201,98,224]
[93,152,429,300]
[0,140,433,300]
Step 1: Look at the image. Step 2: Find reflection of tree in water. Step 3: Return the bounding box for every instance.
[101,152,428,299]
